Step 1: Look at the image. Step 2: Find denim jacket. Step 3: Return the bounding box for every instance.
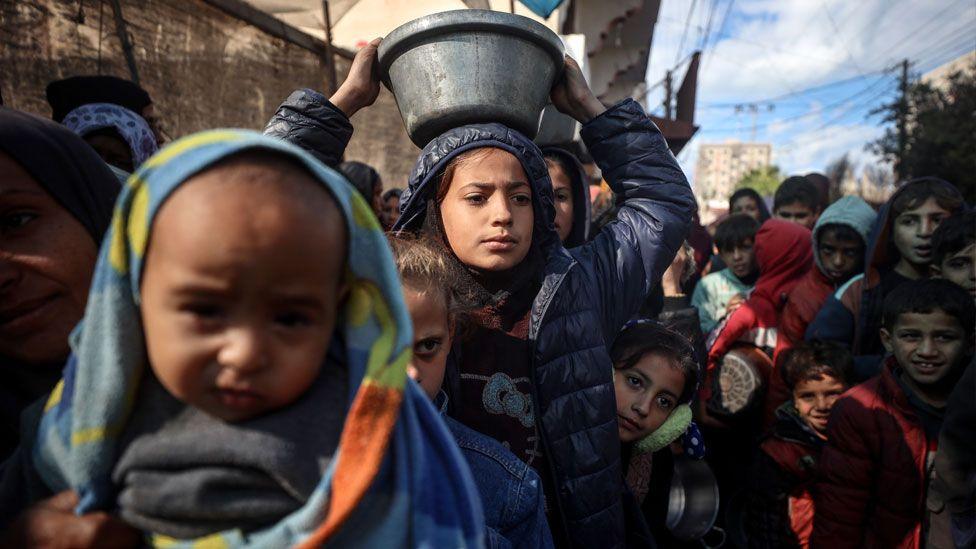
[437,392,554,549]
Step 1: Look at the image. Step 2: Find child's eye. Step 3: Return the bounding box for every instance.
[512,194,531,205]
[626,375,642,388]
[656,396,674,410]
[555,191,570,202]
[0,211,38,232]
[464,195,486,205]
[414,338,442,356]
[185,302,222,319]
[275,311,311,328]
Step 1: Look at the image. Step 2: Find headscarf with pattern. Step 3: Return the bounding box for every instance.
[63,103,158,169]
[31,129,484,548]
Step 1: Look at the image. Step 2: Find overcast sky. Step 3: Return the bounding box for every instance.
[642,0,976,187]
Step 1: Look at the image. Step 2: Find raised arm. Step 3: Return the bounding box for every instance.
[263,38,382,167]
[552,58,695,338]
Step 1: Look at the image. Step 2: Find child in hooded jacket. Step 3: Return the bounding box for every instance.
[264,41,695,548]
[812,279,975,549]
[542,147,591,248]
[765,197,875,419]
[780,196,876,349]
[389,234,553,549]
[0,131,484,548]
[745,340,853,548]
[703,219,813,416]
[806,178,965,378]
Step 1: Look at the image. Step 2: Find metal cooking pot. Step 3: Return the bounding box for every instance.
[378,10,565,147]
[667,455,723,546]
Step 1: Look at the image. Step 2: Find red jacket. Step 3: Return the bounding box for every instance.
[747,404,823,548]
[811,358,933,549]
[779,267,834,351]
[706,220,813,393]
[764,268,836,424]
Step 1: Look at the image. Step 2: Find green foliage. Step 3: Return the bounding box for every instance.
[735,165,783,197]
[868,63,976,203]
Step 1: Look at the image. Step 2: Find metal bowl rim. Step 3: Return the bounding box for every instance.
[377,9,565,80]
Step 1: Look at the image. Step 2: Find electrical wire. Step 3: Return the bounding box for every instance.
[820,0,869,77]
[698,0,720,52]
[675,0,699,66]
[701,72,895,134]
[704,0,735,71]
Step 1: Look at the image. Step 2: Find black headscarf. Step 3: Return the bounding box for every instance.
[0,107,121,243]
[46,75,153,123]
[728,187,772,223]
[338,161,381,203]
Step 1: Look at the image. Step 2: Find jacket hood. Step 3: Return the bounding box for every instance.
[811,196,877,275]
[863,177,963,286]
[393,123,561,256]
[541,146,591,247]
[753,219,813,307]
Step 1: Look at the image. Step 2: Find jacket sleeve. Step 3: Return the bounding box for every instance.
[690,282,717,334]
[263,88,353,168]
[706,301,756,366]
[805,292,854,345]
[498,467,555,549]
[811,396,874,548]
[779,292,806,350]
[574,99,696,340]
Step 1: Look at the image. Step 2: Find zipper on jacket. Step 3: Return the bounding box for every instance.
[527,258,574,544]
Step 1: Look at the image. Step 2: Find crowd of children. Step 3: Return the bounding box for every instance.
[0,34,973,549]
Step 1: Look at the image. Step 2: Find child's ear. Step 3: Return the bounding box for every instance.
[880,327,894,353]
[929,262,943,278]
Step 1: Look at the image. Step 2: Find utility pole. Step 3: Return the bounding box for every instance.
[896,58,910,180]
[664,70,673,119]
[733,102,774,142]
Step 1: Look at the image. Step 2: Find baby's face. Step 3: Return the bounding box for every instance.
[140,155,347,422]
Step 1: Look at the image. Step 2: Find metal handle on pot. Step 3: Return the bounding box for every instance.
[699,526,726,549]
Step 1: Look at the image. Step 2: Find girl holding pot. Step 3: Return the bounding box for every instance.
[265,39,696,548]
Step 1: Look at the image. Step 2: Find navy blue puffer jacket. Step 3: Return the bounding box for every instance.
[265,91,695,547]
[394,99,695,548]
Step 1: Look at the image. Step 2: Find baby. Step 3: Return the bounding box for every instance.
[2,131,482,547]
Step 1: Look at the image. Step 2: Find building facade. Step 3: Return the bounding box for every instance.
[694,141,772,205]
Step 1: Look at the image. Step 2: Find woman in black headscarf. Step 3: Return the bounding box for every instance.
[728,187,771,223]
[339,160,384,221]
[0,107,120,461]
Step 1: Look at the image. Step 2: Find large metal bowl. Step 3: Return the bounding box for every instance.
[378,10,565,147]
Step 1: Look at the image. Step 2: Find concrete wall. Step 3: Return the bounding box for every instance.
[0,0,418,186]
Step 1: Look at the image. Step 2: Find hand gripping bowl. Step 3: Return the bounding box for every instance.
[378,10,565,148]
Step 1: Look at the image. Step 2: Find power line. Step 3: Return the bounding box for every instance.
[704,69,890,107]
[658,13,830,63]
[704,0,735,71]
[861,0,969,67]
[820,0,869,77]
[776,84,897,152]
[675,0,699,66]
[701,72,896,134]
[911,24,976,65]
[698,0,720,52]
